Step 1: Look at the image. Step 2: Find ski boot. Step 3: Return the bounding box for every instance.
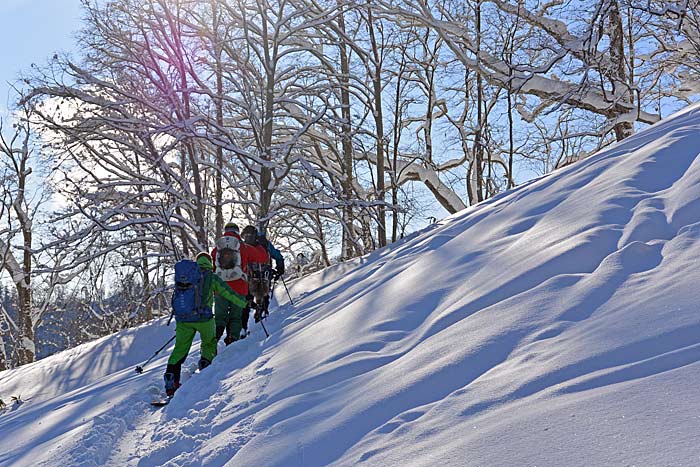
[198,358,211,371]
[164,372,181,397]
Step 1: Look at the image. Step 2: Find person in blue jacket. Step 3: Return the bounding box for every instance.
[255,231,285,319]
[259,232,285,279]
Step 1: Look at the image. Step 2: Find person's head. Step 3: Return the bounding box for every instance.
[241,225,258,245]
[224,222,239,234]
[195,251,213,270]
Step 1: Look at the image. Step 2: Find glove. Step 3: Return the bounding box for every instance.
[274,266,284,279]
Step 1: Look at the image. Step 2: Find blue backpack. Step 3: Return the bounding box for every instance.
[171,260,213,322]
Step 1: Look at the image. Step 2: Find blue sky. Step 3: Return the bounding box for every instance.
[0,0,82,113]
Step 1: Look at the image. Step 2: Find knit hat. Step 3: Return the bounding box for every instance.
[195,252,213,270]
[224,222,239,233]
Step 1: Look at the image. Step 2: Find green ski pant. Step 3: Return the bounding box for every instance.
[215,295,243,342]
[167,319,217,365]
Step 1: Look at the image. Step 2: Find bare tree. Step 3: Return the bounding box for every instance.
[375,0,660,130]
[0,104,51,365]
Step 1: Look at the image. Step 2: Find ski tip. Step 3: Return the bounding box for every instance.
[150,398,171,407]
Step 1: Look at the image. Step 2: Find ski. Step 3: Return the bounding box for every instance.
[150,396,172,407]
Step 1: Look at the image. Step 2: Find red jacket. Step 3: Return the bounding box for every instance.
[246,243,270,267]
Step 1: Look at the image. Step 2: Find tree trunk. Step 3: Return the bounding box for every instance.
[475,0,485,202]
[507,88,515,189]
[313,210,331,267]
[259,11,276,232]
[15,285,34,364]
[423,30,437,166]
[213,0,225,236]
[391,58,404,243]
[185,147,207,250]
[608,0,634,141]
[338,3,357,259]
[168,4,208,249]
[15,145,35,365]
[141,241,152,321]
[367,8,387,248]
[0,330,7,371]
[214,67,225,236]
[506,27,515,189]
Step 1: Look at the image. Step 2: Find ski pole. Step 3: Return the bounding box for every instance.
[135,335,176,374]
[280,276,294,306]
[255,303,270,337]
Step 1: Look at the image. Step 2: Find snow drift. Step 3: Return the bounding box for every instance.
[2,104,700,466]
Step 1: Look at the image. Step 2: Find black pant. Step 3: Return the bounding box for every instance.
[241,306,250,331]
[253,295,270,321]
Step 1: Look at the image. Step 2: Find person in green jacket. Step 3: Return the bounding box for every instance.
[164,252,248,396]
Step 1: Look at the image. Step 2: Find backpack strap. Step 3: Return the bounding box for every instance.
[197,270,212,311]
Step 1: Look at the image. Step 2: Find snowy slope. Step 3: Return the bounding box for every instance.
[2,104,700,466]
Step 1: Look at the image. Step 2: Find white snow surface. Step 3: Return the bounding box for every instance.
[2,104,700,466]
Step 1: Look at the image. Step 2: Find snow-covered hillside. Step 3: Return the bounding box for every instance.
[2,104,700,466]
